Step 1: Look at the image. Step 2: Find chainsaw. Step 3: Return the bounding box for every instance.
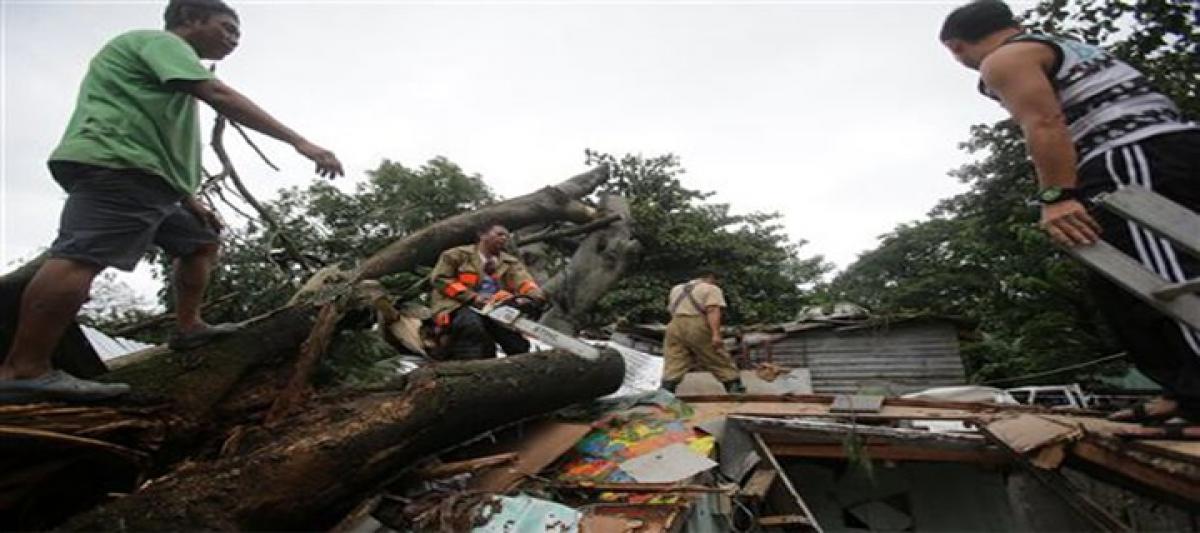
[473,297,600,361]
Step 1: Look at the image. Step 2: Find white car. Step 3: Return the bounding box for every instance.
[1005,384,1091,410]
[901,385,1020,405]
[901,386,1020,433]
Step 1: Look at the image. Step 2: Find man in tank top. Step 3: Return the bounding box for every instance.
[940,0,1200,424]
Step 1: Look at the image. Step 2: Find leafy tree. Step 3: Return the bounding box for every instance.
[140,157,496,341]
[78,272,158,331]
[587,150,831,326]
[827,0,1197,383]
[125,150,825,347]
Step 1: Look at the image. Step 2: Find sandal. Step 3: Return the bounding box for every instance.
[0,370,130,404]
[168,322,241,351]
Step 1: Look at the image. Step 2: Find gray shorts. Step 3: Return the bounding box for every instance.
[47,161,219,272]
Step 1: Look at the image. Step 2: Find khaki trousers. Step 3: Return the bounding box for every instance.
[662,315,739,383]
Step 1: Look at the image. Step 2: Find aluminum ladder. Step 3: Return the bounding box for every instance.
[1066,185,1200,330]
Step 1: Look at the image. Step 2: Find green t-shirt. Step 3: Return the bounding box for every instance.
[50,30,215,195]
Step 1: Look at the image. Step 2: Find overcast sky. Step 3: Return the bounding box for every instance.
[1,0,1026,302]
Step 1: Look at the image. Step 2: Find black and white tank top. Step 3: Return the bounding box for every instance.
[979,34,1197,165]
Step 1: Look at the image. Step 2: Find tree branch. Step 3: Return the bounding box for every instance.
[514,213,621,247]
[352,165,611,282]
[229,120,280,172]
[210,116,313,272]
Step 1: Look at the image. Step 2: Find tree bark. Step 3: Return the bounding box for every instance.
[270,166,613,419]
[101,306,318,421]
[65,349,624,531]
[353,166,609,281]
[540,194,640,335]
[2,168,633,529]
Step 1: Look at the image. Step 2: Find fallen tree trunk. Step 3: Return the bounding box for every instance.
[5,166,619,447]
[269,166,613,420]
[66,349,624,531]
[2,167,629,528]
[541,194,640,335]
[101,305,319,421]
[0,305,324,528]
[353,166,609,281]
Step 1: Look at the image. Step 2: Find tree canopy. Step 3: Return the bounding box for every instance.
[586,150,830,326]
[95,151,826,342]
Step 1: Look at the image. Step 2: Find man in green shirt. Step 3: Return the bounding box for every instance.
[0,0,344,402]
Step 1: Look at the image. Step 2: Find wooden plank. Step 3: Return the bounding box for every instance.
[468,422,592,492]
[681,393,1048,413]
[733,415,987,445]
[751,432,824,533]
[767,443,1009,465]
[1071,439,1200,505]
[1133,440,1200,464]
[759,514,811,527]
[1040,414,1200,465]
[739,467,777,500]
[417,452,518,479]
[1066,240,1200,330]
[549,482,729,494]
[687,401,990,428]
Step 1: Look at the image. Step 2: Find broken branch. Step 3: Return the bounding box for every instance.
[515,213,622,247]
[211,116,313,272]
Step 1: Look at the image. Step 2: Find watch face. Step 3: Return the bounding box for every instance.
[1040,187,1062,202]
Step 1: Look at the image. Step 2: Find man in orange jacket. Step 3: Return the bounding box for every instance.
[429,224,547,359]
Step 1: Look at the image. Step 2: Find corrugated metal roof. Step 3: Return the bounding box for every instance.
[754,321,966,395]
[80,325,154,361]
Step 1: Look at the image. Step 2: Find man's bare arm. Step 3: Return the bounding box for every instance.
[982,43,1077,190]
[981,43,1100,246]
[171,79,344,179]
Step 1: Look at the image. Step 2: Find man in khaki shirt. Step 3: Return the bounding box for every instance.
[662,268,742,393]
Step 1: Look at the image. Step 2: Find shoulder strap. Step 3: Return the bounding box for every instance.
[978,33,1065,99]
[1002,33,1065,82]
[669,282,707,315]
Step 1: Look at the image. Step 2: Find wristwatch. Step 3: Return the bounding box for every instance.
[1036,186,1080,205]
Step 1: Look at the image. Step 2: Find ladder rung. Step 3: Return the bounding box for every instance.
[1095,186,1200,259]
[1067,241,1200,331]
[1154,278,1200,300]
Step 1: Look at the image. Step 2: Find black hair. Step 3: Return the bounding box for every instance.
[164,0,238,29]
[939,0,1018,43]
[477,223,507,237]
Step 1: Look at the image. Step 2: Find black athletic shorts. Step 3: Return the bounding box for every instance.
[1078,130,1200,409]
[46,161,219,272]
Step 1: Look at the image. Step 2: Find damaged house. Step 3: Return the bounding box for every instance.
[614,311,969,396]
[3,162,1197,531]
